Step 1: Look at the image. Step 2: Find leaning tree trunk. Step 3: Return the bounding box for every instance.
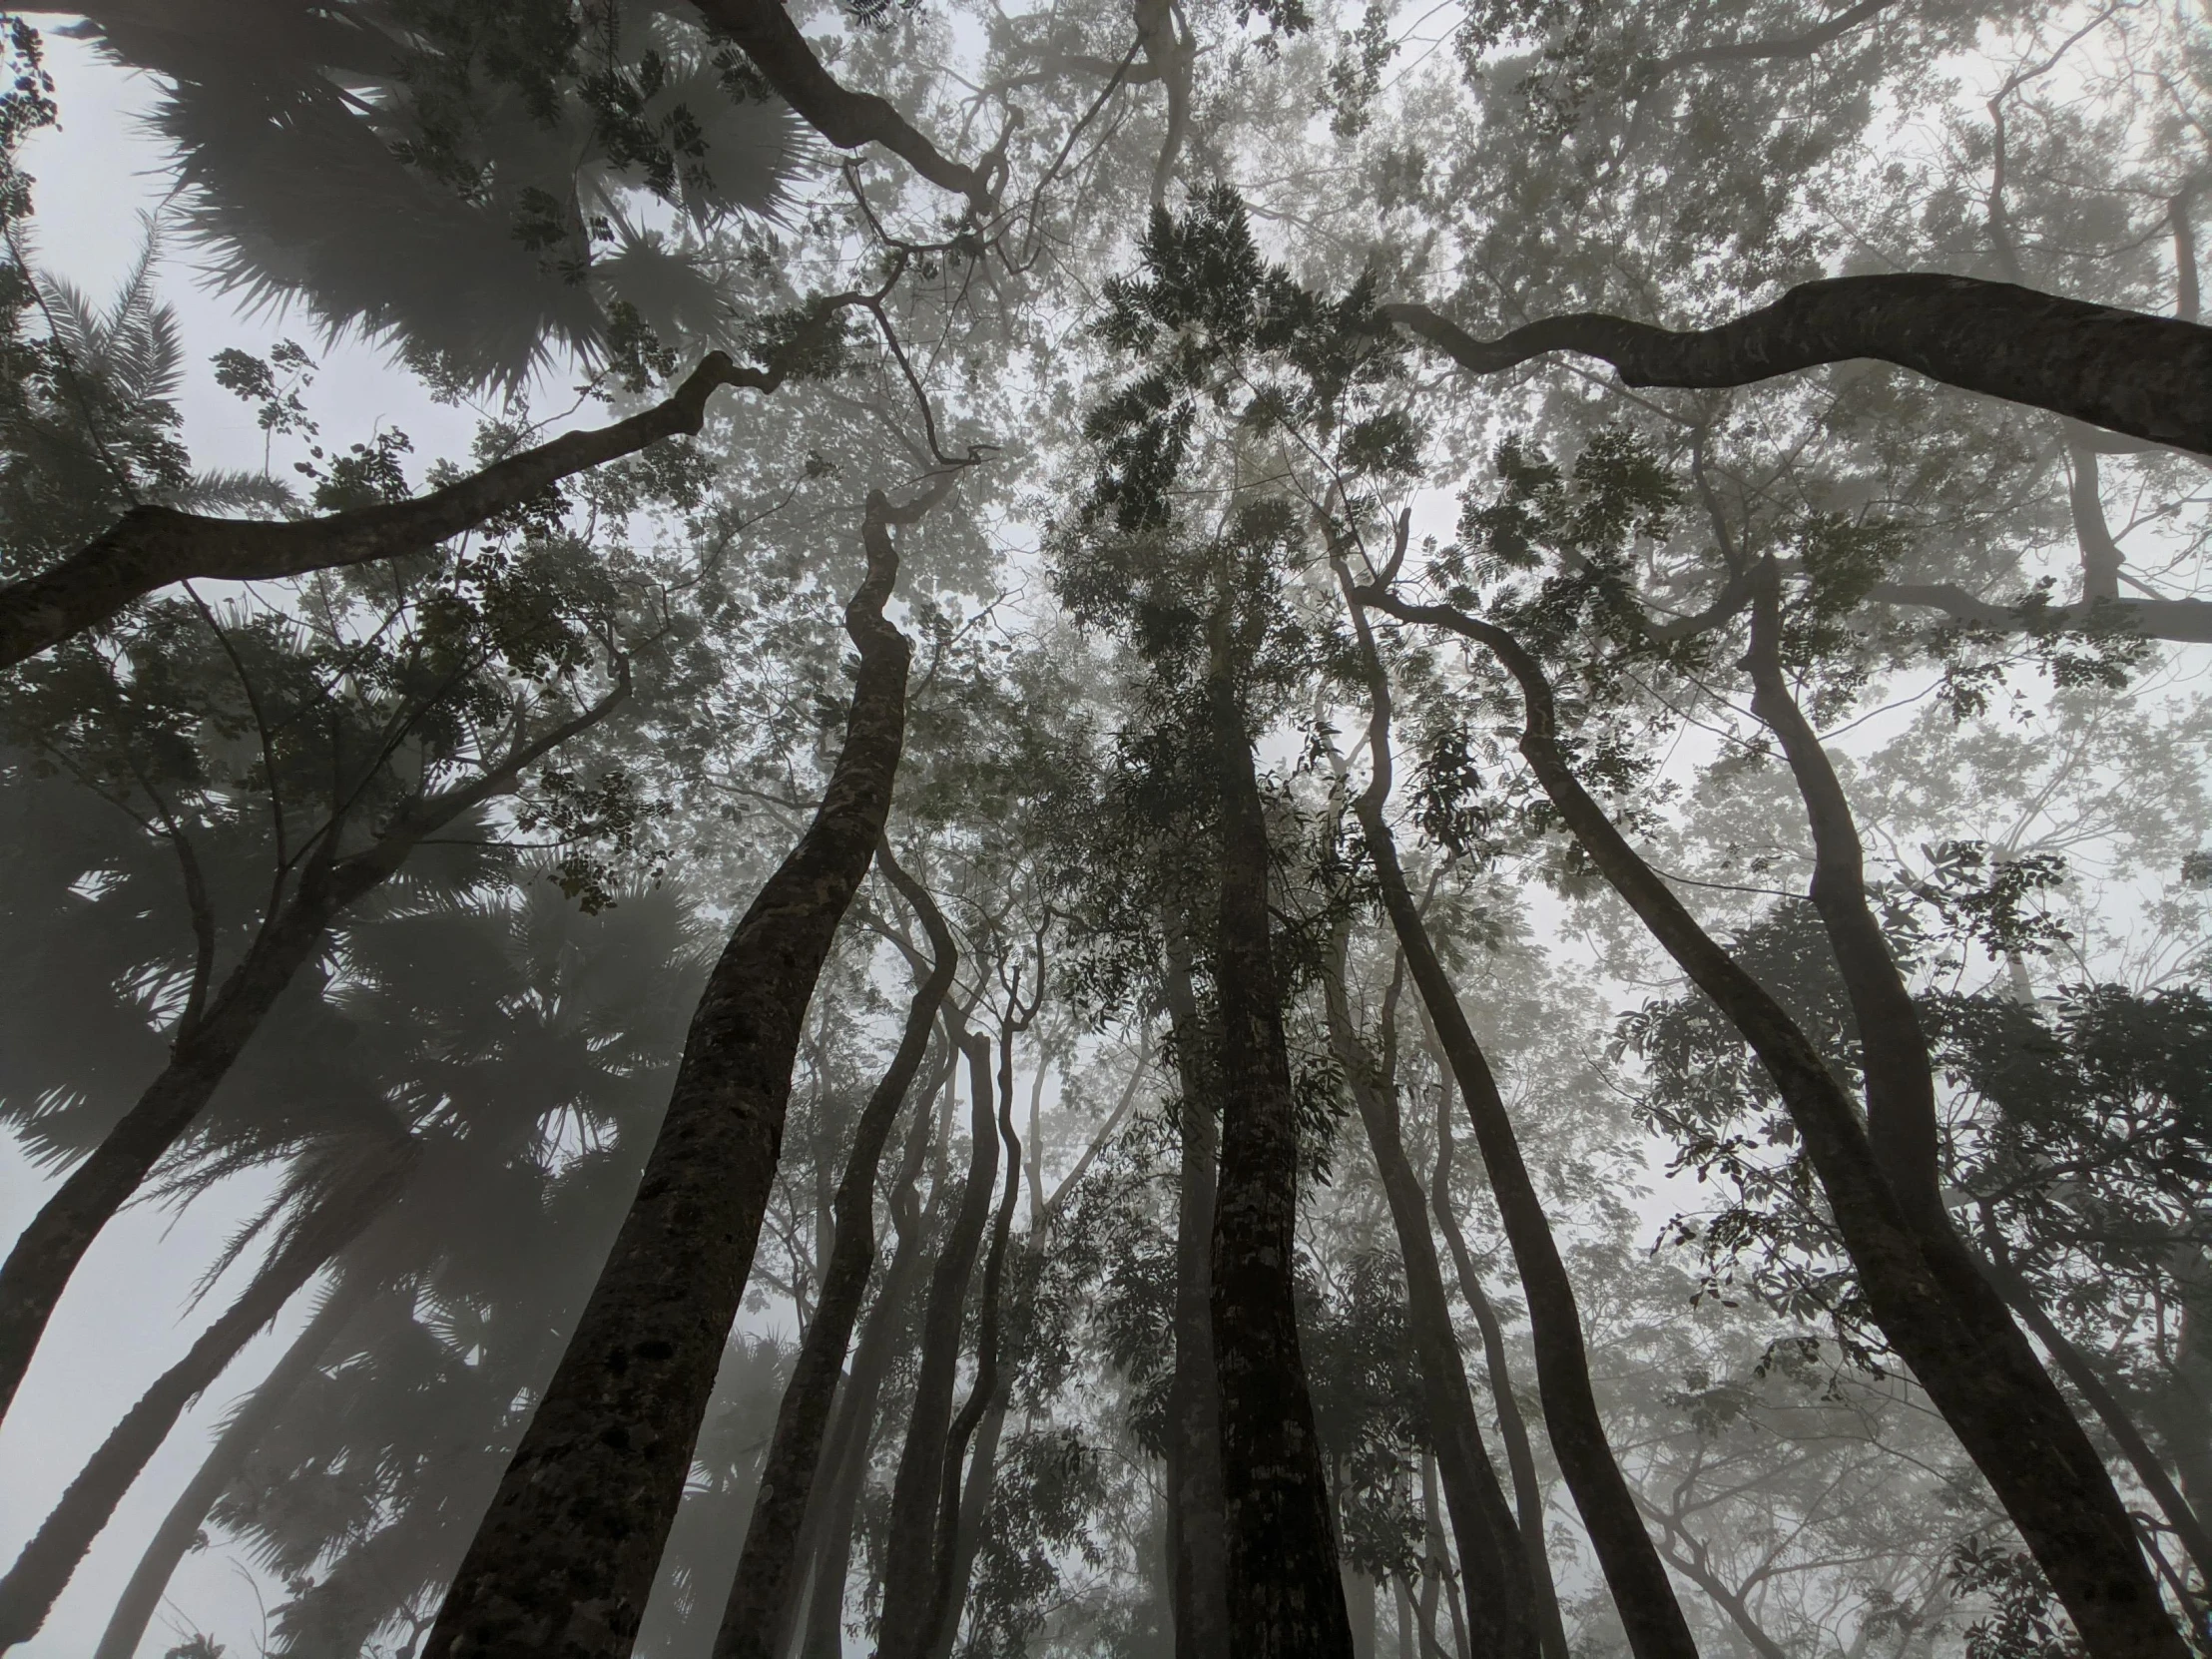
[1205,626,1356,1659]
[1333,564,1699,1659]
[420,481,947,1659]
[0,1145,411,1649]
[1360,580,2190,1659]
[91,1274,381,1659]
[1161,929,1233,1659]
[1738,563,2185,1657]
[1426,1045,1569,1659]
[0,677,623,1434]
[875,1030,1001,1659]
[712,845,957,1659]
[1382,273,2212,459]
[1320,940,1539,1659]
[799,1056,952,1659]
[0,848,376,1430]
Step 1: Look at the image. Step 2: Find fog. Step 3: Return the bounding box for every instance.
[0,4,2207,1658]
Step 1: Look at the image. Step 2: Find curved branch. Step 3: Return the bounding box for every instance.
[691,0,995,211]
[1384,275,2212,458]
[0,330,830,669]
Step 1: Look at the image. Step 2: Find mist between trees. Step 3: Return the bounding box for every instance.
[1,1,2211,1657]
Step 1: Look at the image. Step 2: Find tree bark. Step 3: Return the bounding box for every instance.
[1384,275,2212,459]
[1161,928,1234,1659]
[0,671,616,1432]
[687,0,994,210]
[712,846,957,1659]
[910,1012,1027,1659]
[799,1055,952,1659]
[1205,624,1355,1659]
[1980,1244,2212,1595]
[91,1275,378,1659]
[1334,563,1697,1659]
[0,346,820,670]
[875,1030,1000,1659]
[0,1147,409,1649]
[1320,937,1539,1659]
[1862,581,2212,645]
[1426,1061,1569,1659]
[419,480,948,1659]
[1361,580,2189,1659]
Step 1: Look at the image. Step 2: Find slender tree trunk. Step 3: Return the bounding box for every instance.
[1161,928,1233,1659]
[926,1400,1009,1659]
[1738,562,2183,1658]
[1205,626,1355,1659]
[0,1149,408,1649]
[1382,274,2212,458]
[0,676,624,1435]
[92,1275,378,1659]
[714,848,957,1659]
[1424,1040,1568,1659]
[910,1018,1026,1659]
[1361,580,2190,1659]
[1332,563,1697,1659]
[1321,938,1538,1659]
[421,482,947,1659]
[875,1031,1000,1659]
[0,849,373,1429]
[799,1058,950,1659]
[1418,1452,1467,1659]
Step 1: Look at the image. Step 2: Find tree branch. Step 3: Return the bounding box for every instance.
[1383,275,2212,458]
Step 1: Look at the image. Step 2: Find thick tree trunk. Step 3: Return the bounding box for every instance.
[798,1060,951,1659]
[1425,1058,1569,1659]
[0,678,623,1434]
[91,1276,378,1659]
[1320,941,1539,1659]
[1361,582,2189,1659]
[1384,274,2212,458]
[1333,565,1697,1659]
[0,1150,408,1649]
[420,482,944,1659]
[1161,931,1234,1659]
[713,848,957,1659]
[875,1031,1000,1659]
[1205,636,1355,1659]
[0,347,821,670]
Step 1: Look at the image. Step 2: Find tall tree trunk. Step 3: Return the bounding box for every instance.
[1424,1050,1569,1659]
[1205,622,1355,1659]
[0,1148,409,1649]
[1420,1452,1470,1659]
[1360,580,2190,1659]
[1161,927,1233,1659]
[1320,935,1539,1659]
[421,480,948,1659]
[91,1275,380,1659]
[0,679,624,1432]
[925,1400,1009,1659]
[799,1056,952,1659]
[1382,274,2212,459]
[713,846,958,1659]
[1333,562,1698,1659]
[875,1030,1000,1658]
[909,1008,1027,1659]
[1739,561,2182,1657]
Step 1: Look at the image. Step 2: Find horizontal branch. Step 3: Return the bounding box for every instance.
[0,347,804,671]
[1867,582,2212,645]
[1384,274,2212,458]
